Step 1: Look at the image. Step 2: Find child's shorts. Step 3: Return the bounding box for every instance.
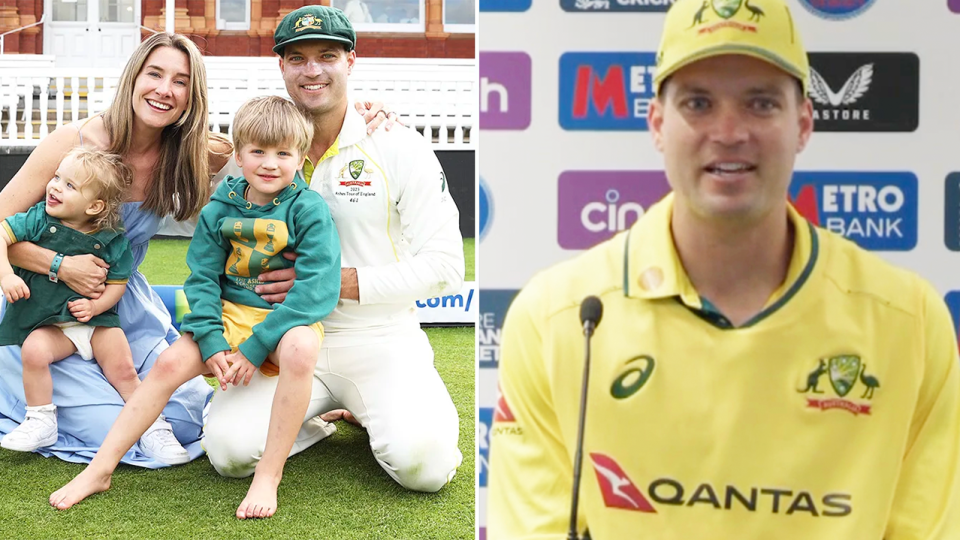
[220,298,324,377]
[54,322,95,360]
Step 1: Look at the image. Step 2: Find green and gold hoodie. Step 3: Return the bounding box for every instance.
[180,175,341,366]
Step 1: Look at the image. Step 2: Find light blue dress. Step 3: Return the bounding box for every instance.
[0,202,212,468]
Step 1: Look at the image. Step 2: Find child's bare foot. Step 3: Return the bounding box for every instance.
[320,409,362,427]
[236,474,280,519]
[49,468,112,510]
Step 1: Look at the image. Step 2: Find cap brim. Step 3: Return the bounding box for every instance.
[273,34,355,55]
[655,44,806,95]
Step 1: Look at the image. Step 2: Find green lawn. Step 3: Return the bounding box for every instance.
[0,238,477,539]
[140,237,476,285]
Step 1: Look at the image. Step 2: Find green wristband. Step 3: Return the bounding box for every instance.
[49,252,64,283]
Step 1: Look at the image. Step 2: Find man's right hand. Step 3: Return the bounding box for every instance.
[1,274,29,303]
[256,252,297,304]
[59,254,109,298]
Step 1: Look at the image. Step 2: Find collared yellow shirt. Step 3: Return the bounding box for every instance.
[487,193,960,540]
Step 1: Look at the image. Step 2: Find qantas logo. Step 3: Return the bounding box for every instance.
[588,452,853,516]
[809,64,873,107]
[490,386,523,436]
[590,453,657,512]
[493,386,515,422]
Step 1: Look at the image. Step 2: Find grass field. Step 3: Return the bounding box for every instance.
[0,238,476,539]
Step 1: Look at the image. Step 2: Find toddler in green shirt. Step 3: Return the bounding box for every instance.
[0,148,188,463]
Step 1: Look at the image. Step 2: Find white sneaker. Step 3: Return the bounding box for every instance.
[1,405,58,452]
[139,416,190,465]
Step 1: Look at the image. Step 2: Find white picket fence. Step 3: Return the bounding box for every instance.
[0,56,476,148]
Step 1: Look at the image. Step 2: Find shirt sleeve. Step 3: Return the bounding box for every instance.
[1,202,50,245]
[104,234,134,284]
[487,279,583,539]
[179,206,232,361]
[238,193,341,366]
[885,280,960,539]
[355,130,465,305]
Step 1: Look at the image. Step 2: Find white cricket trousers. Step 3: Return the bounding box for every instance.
[201,328,462,492]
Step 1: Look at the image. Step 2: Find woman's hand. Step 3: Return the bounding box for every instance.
[355,101,403,134]
[58,254,109,298]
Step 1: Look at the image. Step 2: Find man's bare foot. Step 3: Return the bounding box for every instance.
[320,409,362,427]
[236,474,280,519]
[49,468,112,510]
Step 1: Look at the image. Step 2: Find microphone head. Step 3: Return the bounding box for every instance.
[580,296,603,328]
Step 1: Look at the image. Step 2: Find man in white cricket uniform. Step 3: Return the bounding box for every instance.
[201,5,465,493]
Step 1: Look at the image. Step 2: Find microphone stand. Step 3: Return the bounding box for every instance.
[568,318,596,540]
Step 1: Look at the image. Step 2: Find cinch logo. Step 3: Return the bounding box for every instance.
[559,52,657,131]
[479,0,531,11]
[558,171,671,250]
[590,453,854,517]
[788,172,917,251]
[942,173,960,251]
[478,407,492,487]
[479,177,493,241]
[480,52,531,130]
[415,289,475,312]
[797,0,876,19]
[807,53,919,132]
[561,0,675,12]
[479,289,519,368]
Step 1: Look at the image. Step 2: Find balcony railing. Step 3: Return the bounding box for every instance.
[0,56,475,149]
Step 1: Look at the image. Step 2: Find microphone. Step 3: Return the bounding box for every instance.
[568,296,603,540]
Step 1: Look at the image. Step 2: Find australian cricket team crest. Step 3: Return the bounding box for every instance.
[338,159,374,187]
[798,355,880,415]
[294,14,323,32]
[691,0,764,33]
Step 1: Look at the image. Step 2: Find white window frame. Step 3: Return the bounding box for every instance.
[216,0,249,31]
[442,0,475,33]
[334,0,425,33]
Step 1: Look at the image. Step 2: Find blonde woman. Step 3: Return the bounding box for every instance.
[0,32,395,468]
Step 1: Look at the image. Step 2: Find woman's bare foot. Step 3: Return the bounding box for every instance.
[49,468,112,510]
[236,474,280,519]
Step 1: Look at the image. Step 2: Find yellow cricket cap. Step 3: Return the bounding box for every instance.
[654,0,809,96]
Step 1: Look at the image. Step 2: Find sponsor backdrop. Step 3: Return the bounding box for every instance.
[477,0,960,535]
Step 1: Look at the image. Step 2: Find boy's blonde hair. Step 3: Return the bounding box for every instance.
[231,96,314,158]
[64,147,133,230]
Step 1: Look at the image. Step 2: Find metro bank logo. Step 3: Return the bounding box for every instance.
[478,407,492,487]
[788,172,917,251]
[479,289,519,368]
[559,52,657,131]
[479,0,531,11]
[945,293,960,348]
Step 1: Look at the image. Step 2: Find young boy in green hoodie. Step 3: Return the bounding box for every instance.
[48,95,342,518]
[182,95,342,516]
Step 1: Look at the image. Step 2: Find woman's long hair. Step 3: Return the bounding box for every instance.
[103,33,211,221]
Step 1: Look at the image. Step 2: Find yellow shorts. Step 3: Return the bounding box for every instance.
[220,298,324,377]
